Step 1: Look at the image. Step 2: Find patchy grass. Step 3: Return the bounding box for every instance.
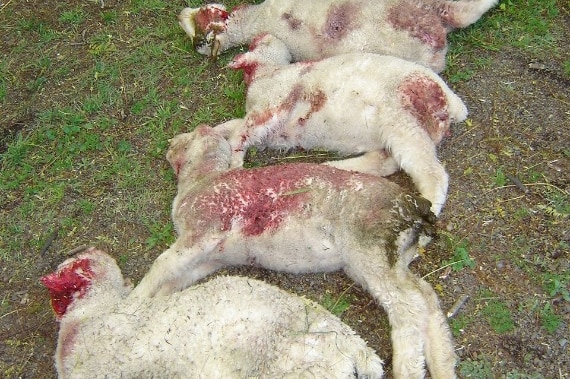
[320,292,352,317]
[446,0,564,81]
[480,293,515,334]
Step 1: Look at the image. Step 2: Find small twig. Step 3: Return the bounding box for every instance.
[66,245,90,256]
[504,172,529,193]
[476,296,501,301]
[484,182,569,196]
[421,259,469,279]
[447,294,469,318]
[273,153,334,160]
[524,182,569,195]
[39,228,59,255]
[0,307,22,320]
[0,0,14,12]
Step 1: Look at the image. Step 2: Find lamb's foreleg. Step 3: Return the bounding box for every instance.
[213,118,245,138]
[221,111,287,168]
[323,150,400,177]
[130,238,225,298]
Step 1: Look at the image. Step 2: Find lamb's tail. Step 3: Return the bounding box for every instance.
[446,0,498,28]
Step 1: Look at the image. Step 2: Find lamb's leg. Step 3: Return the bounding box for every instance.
[344,256,430,379]
[323,150,400,177]
[415,275,457,378]
[388,133,448,216]
[130,238,225,298]
[219,111,287,168]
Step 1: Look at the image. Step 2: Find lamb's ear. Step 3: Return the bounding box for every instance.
[41,257,95,319]
[227,53,249,69]
[166,133,196,176]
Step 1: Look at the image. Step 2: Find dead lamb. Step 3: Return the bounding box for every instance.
[42,248,384,378]
[130,125,458,379]
[179,0,498,72]
[214,34,468,215]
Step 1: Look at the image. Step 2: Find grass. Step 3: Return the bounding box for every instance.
[458,356,493,379]
[320,292,352,317]
[446,0,563,81]
[480,290,515,334]
[439,233,476,271]
[0,3,226,259]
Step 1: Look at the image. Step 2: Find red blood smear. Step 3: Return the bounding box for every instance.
[323,2,357,40]
[387,1,447,50]
[187,163,370,237]
[194,6,229,33]
[41,258,94,319]
[399,74,449,141]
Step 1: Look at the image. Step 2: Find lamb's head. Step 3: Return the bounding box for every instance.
[166,125,232,180]
[41,248,130,320]
[229,34,292,85]
[178,5,229,58]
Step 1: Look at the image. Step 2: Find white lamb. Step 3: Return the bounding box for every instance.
[179,0,498,72]
[130,125,458,379]
[213,34,468,215]
[42,247,384,378]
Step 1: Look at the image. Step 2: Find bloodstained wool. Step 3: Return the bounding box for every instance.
[187,163,371,237]
[41,258,94,319]
[194,5,229,33]
[281,12,302,30]
[387,1,447,50]
[323,2,357,40]
[246,84,326,132]
[399,74,450,141]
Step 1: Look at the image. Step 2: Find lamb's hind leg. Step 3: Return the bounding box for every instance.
[414,274,457,378]
[344,260,429,379]
[130,238,225,298]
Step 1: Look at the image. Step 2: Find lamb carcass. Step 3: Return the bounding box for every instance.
[215,34,468,215]
[179,0,498,72]
[42,248,384,378]
[130,125,458,378]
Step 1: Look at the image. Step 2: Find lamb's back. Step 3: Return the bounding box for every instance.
[58,276,383,378]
